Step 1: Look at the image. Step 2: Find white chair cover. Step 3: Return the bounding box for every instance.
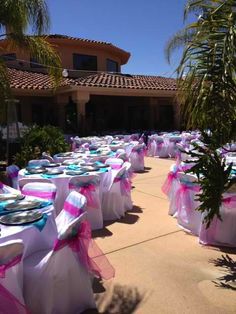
[102,166,130,220]
[18,177,52,191]
[24,213,96,314]
[68,174,103,230]
[122,161,133,211]
[0,240,25,305]
[199,192,236,247]
[176,172,202,235]
[21,182,57,202]
[6,165,20,189]
[129,144,145,172]
[56,191,87,236]
[28,159,50,167]
[105,157,124,170]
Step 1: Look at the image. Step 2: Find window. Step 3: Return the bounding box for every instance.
[107,59,119,72]
[1,53,16,61]
[73,54,97,71]
[30,57,45,68]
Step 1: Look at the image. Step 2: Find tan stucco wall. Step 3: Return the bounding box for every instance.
[0,39,124,73]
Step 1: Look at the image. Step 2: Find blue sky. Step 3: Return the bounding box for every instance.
[47,0,188,77]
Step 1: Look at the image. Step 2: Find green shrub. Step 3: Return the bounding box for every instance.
[14,125,69,167]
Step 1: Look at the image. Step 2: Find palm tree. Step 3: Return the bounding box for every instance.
[166,0,236,226]
[0,0,62,115]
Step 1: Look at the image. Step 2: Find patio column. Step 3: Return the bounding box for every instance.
[54,95,68,130]
[173,98,181,129]
[72,92,90,136]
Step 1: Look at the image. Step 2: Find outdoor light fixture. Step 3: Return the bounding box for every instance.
[62,69,69,77]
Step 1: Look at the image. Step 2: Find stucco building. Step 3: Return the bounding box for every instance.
[0,34,178,135]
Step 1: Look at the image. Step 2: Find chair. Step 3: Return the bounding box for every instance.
[199,188,236,247]
[105,157,124,169]
[129,143,146,172]
[0,240,29,313]
[102,166,131,220]
[123,161,133,211]
[21,182,57,202]
[6,165,20,189]
[28,159,50,167]
[24,213,97,314]
[162,163,180,216]
[176,172,202,235]
[41,152,55,163]
[147,135,157,157]
[56,191,87,236]
[18,177,52,191]
[68,174,103,230]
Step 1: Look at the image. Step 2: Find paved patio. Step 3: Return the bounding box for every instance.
[88,157,236,314]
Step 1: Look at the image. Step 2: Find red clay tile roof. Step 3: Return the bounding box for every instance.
[7,67,177,92]
[7,67,70,90]
[47,34,112,46]
[74,72,177,91]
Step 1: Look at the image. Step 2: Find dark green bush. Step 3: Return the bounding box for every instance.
[14,125,69,167]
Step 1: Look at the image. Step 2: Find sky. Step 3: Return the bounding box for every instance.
[47,0,189,77]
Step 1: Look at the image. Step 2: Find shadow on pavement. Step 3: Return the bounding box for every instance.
[92,227,113,239]
[210,254,236,290]
[89,283,145,314]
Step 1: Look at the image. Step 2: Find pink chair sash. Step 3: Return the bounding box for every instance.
[114,176,131,196]
[69,183,98,208]
[53,221,115,280]
[176,183,200,222]
[64,201,83,217]
[162,171,177,195]
[0,284,30,314]
[110,164,122,169]
[22,190,56,200]
[0,255,22,278]
[222,195,236,209]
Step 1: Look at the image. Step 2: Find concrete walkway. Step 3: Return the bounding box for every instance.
[89,157,236,314]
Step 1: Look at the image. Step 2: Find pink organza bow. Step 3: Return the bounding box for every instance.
[0,255,22,278]
[53,221,115,280]
[22,190,56,200]
[161,171,177,195]
[0,284,30,314]
[69,183,98,208]
[222,195,236,208]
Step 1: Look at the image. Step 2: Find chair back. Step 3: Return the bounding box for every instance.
[57,212,87,240]
[105,157,124,169]
[28,159,49,167]
[6,165,20,189]
[18,177,52,191]
[22,182,57,201]
[56,191,87,235]
[0,240,24,304]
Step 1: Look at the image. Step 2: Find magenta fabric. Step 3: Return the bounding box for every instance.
[110,164,122,170]
[64,201,83,217]
[162,171,177,195]
[22,190,56,200]
[0,284,30,314]
[69,183,98,209]
[53,221,115,280]
[8,171,19,179]
[0,255,22,278]
[222,195,236,208]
